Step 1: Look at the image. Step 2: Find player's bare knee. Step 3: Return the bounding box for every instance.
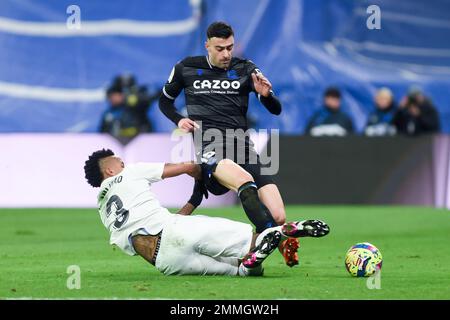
[217,158,237,168]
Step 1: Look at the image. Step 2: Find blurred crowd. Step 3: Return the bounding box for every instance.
[306,86,440,137]
[99,74,440,143]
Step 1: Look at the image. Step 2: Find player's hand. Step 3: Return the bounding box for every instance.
[252,72,272,97]
[178,118,199,132]
[177,203,196,215]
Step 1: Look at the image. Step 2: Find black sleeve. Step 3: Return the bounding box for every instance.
[159,94,184,126]
[159,62,185,125]
[162,62,184,99]
[259,92,282,115]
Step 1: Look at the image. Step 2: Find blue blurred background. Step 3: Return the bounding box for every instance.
[0,0,449,134]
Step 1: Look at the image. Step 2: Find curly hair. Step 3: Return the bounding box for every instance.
[84,149,114,187]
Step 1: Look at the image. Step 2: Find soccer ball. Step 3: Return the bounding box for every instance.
[345,242,382,277]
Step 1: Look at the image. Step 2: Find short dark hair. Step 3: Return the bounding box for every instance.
[84,149,114,187]
[324,87,341,98]
[207,21,234,39]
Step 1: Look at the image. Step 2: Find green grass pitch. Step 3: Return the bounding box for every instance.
[1,206,449,299]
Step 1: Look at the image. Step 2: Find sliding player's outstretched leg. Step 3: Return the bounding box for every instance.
[238,230,282,276]
[255,219,330,267]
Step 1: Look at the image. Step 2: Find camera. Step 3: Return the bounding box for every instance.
[407,93,419,106]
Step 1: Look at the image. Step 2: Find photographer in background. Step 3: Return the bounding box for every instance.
[305,87,354,136]
[392,87,440,136]
[364,87,397,137]
[100,74,160,144]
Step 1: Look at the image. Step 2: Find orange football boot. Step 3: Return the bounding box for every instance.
[279,237,300,267]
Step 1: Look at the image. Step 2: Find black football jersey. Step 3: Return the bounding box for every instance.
[162,55,262,133]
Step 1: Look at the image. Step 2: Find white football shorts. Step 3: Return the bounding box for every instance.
[155,214,253,275]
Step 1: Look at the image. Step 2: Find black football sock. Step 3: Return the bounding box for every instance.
[238,181,277,233]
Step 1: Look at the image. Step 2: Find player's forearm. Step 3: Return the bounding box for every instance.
[259,93,282,115]
[159,94,184,125]
[176,202,196,215]
[162,162,201,180]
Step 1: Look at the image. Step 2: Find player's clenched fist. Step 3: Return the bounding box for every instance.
[178,118,200,132]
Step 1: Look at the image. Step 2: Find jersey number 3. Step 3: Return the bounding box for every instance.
[106,195,129,229]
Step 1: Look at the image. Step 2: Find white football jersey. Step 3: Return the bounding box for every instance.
[97,162,172,255]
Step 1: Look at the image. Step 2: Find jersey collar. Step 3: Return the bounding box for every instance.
[205,55,213,69]
[205,55,234,71]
